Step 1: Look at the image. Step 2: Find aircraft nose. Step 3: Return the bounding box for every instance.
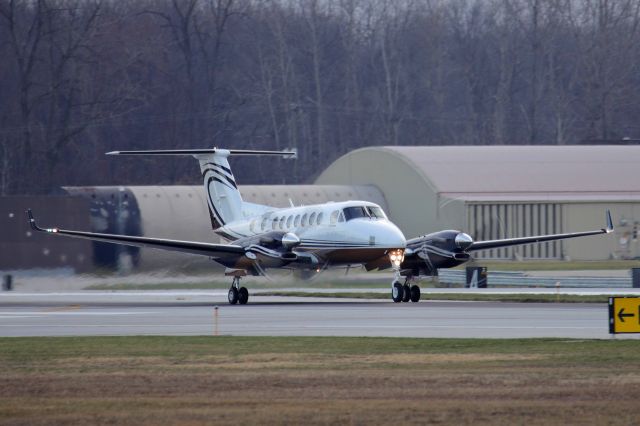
[374,222,406,248]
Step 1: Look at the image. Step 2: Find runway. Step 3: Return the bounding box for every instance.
[1,291,635,339]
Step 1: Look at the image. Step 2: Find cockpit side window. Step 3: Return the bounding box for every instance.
[367,206,387,220]
[343,206,369,221]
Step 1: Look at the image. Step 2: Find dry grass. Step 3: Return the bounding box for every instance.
[1,337,639,425]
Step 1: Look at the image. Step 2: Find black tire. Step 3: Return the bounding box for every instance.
[402,284,411,302]
[228,287,239,305]
[238,287,249,305]
[392,282,403,303]
[410,285,421,303]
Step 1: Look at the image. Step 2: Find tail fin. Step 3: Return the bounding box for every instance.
[107,148,296,228]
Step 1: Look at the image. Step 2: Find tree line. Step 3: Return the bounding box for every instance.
[1,0,639,195]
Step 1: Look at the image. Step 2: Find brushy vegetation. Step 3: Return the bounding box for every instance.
[2,336,640,425]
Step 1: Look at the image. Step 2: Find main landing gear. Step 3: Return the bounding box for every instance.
[228,276,249,305]
[391,279,420,303]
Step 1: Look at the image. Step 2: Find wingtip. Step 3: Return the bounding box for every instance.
[26,209,38,231]
[605,209,614,233]
[105,151,120,155]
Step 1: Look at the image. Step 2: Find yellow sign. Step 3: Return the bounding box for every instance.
[609,297,640,334]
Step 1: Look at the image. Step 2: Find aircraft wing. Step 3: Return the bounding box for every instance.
[467,210,614,252]
[26,210,245,259]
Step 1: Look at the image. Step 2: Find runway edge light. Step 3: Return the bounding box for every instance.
[609,297,640,334]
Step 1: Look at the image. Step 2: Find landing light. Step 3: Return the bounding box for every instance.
[388,249,405,267]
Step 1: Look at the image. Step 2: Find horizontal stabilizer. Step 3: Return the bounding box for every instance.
[106,148,297,159]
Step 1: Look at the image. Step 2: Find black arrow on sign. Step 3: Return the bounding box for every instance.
[617,308,635,322]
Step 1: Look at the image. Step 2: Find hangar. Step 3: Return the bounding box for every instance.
[315,146,640,261]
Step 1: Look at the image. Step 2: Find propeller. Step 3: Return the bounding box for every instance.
[415,245,437,276]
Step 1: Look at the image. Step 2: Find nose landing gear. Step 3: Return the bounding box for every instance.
[388,249,420,303]
[391,276,421,303]
[228,276,249,305]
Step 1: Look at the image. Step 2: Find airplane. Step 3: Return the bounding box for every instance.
[27,148,614,304]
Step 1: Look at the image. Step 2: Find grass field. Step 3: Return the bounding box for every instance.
[1,336,639,425]
[458,259,639,271]
[260,291,616,303]
[83,259,638,292]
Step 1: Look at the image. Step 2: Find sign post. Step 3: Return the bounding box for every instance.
[609,297,640,334]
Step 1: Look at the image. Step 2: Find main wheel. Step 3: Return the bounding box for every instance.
[410,285,421,303]
[402,284,411,302]
[392,282,403,303]
[238,287,249,305]
[228,287,239,305]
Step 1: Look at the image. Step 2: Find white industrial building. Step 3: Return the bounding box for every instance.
[316,146,640,260]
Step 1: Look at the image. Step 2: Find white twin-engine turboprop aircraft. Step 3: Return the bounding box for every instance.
[28,148,614,305]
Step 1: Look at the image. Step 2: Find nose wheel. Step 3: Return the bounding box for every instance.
[228,277,249,305]
[391,278,421,303]
[392,282,403,302]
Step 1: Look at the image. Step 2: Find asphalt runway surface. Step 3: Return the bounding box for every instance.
[2,290,637,339]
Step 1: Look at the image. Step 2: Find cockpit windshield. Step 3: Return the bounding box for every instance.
[342,205,387,221]
[367,206,387,219]
[343,206,368,221]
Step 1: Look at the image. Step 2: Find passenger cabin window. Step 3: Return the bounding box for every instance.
[309,212,317,226]
[343,206,369,221]
[294,215,301,227]
[316,212,323,225]
[261,216,268,231]
[279,216,286,230]
[286,216,293,228]
[329,210,339,225]
[301,213,308,227]
[272,217,278,230]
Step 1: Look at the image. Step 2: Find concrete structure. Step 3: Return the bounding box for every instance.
[316,146,640,260]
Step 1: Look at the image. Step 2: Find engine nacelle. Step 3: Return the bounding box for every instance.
[236,231,301,251]
[245,245,298,268]
[455,232,473,250]
[407,230,473,253]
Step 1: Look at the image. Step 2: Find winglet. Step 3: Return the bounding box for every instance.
[26,209,39,231]
[26,209,56,233]
[605,210,614,233]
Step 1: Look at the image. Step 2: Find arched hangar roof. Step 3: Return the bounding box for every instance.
[316,145,640,202]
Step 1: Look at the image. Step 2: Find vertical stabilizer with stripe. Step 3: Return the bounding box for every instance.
[196,150,242,228]
[105,147,297,233]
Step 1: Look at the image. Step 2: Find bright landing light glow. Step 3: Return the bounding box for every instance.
[389,249,405,267]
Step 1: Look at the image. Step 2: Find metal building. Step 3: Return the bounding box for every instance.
[315,145,640,260]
